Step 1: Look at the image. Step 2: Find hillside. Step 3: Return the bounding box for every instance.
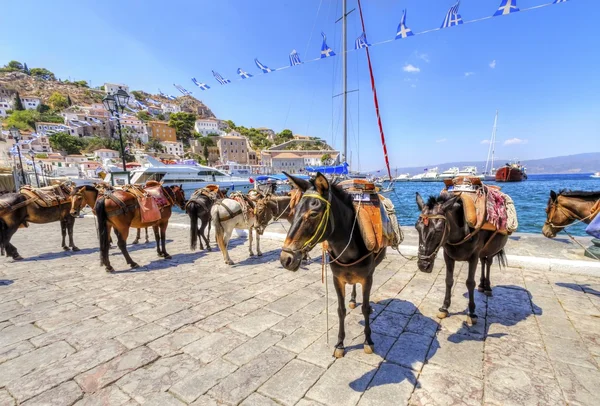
[381,152,600,175]
[0,71,215,118]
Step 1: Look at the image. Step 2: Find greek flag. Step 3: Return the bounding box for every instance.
[255,59,273,73]
[134,100,146,109]
[553,0,567,3]
[174,84,191,95]
[212,70,231,85]
[167,95,177,100]
[289,50,302,66]
[158,89,166,97]
[395,9,414,39]
[320,32,335,58]
[494,0,519,16]
[146,98,159,104]
[354,32,371,49]
[191,78,210,90]
[441,1,463,28]
[237,68,253,79]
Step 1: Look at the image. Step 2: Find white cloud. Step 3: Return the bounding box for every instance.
[403,64,420,73]
[415,52,430,63]
[481,139,491,145]
[436,138,447,143]
[504,138,527,146]
[411,84,417,88]
[489,60,497,69]
[464,72,475,77]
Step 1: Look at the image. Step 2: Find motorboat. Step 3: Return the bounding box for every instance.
[591,172,600,179]
[456,166,483,179]
[439,167,459,180]
[421,167,440,182]
[409,173,425,182]
[394,173,410,182]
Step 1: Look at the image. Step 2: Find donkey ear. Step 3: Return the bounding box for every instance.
[283,171,310,192]
[314,172,329,195]
[416,192,425,211]
[550,190,557,201]
[441,196,459,212]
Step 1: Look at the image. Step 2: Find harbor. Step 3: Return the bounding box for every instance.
[1,218,599,405]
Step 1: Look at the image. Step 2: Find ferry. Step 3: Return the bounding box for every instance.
[496,161,527,182]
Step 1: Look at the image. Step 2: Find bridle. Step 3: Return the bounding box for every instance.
[417,213,450,261]
[545,198,599,230]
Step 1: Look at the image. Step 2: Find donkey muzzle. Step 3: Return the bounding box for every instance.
[280,248,302,272]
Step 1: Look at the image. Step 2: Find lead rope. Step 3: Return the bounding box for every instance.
[564,229,600,261]
[322,245,329,344]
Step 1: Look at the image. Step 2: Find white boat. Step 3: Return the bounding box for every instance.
[456,166,483,179]
[409,173,426,182]
[105,155,254,194]
[482,111,498,181]
[394,173,410,182]
[215,162,252,176]
[421,167,440,182]
[439,167,459,180]
[592,172,600,179]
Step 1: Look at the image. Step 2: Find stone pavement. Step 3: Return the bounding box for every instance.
[1,218,599,406]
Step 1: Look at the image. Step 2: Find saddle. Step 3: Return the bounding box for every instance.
[20,184,71,208]
[338,179,402,252]
[122,183,170,223]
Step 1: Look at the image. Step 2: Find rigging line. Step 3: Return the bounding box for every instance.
[353,8,361,172]
[303,0,325,59]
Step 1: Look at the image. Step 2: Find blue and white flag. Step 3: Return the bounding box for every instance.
[395,9,414,39]
[440,1,463,28]
[237,68,253,79]
[167,95,177,100]
[134,100,146,109]
[553,0,567,3]
[289,50,302,66]
[354,32,371,49]
[158,89,166,97]
[320,32,336,58]
[146,98,159,104]
[494,0,519,16]
[255,59,273,73]
[191,78,210,90]
[173,84,191,95]
[212,71,231,85]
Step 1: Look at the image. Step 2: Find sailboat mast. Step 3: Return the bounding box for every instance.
[342,0,348,165]
[485,110,498,175]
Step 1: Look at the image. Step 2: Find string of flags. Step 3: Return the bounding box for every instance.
[177,0,570,94]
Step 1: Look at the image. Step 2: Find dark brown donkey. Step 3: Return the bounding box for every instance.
[0,184,79,260]
[415,193,508,325]
[93,185,186,272]
[187,187,226,251]
[542,190,600,238]
[279,173,386,358]
[253,193,297,235]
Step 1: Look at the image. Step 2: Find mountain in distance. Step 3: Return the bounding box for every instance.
[379,152,600,176]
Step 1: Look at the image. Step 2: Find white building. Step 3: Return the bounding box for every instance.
[161,103,181,114]
[269,152,305,173]
[94,149,120,160]
[0,101,11,117]
[161,141,184,157]
[35,122,84,138]
[195,118,224,136]
[20,97,41,110]
[104,83,130,95]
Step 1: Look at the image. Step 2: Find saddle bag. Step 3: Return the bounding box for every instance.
[139,196,161,223]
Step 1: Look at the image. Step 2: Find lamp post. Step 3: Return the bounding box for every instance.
[28,150,40,187]
[102,87,130,182]
[9,126,27,186]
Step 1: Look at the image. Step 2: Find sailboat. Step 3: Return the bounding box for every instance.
[483,111,498,181]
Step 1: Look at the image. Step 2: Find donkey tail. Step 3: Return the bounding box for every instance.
[0,218,7,256]
[95,197,110,266]
[495,249,507,269]
[187,201,199,251]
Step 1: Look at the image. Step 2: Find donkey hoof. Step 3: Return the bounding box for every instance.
[13,255,24,261]
[477,286,485,292]
[484,289,493,297]
[130,263,140,269]
[467,315,478,326]
[72,246,80,252]
[145,240,150,244]
[437,309,449,319]
[249,253,255,257]
[226,260,234,265]
[348,301,357,310]
[364,344,375,354]
[105,266,114,273]
[333,348,345,358]
[63,246,70,251]
[206,247,212,252]
[132,240,139,245]
[257,252,263,257]
[164,254,172,260]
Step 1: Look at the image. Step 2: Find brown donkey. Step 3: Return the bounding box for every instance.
[542,190,600,238]
[94,185,186,272]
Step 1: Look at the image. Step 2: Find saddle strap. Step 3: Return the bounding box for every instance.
[216,201,243,222]
[105,192,138,218]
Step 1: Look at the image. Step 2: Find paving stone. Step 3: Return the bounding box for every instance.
[306,358,376,406]
[536,314,580,340]
[34,305,105,332]
[239,393,280,406]
[0,340,75,387]
[73,386,131,406]
[7,340,126,403]
[228,309,285,338]
[0,390,15,406]
[404,313,439,338]
[265,292,317,317]
[553,361,600,406]
[183,328,249,364]
[296,400,326,406]
[224,330,283,366]
[543,335,598,370]
[371,311,410,338]
[195,309,241,332]
[427,332,484,379]
[75,346,159,393]
[0,340,35,364]
[29,318,106,349]
[386,332,433,371]
[67,316,147,350]
[208,347,295,405]
[409,363,483,406]
[484,316,543,346]
[258,359,325,406]
[484,337,556,378]
[169,359,238,404]
[358,363,415,406]
[229,298,269,317]
[21,381,83,406]
[190,395,219,406]
[191,298,236,319]
[297,334,336,369]
[117,353,201,404]
[143,391,185,406]
[276,327,322,354]
[115,323,169,349]
[345,332,396,367]
[0,323,43,348]
[385,299,419,316]
[271,312,315,335]
[155,309,205,331]
[134,301,189,323]
[148,325,207,357]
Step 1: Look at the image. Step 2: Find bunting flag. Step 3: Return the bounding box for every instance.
[320,32,336,58]
[167,95,177,100]
[212,70,231,84]
[494,0,519,16]
[289,50,302,66]
[441,1,463,28]
[395,9,414,39]
[173,84,192,95]
[255,59,273,73]
[158,89,166,97]
[554,0,567,3]
[191,78,210,90]
[354,32,371,49]
[146,98,159,104]
[237,68,253,79]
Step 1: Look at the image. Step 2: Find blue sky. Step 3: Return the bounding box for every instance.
[1,0,598,171]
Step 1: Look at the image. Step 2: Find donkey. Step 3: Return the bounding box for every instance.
[253,193,297,235]
[279,172,386,358]
[542,190,600,238]
[187,188,226,251]
[415,192,508,325]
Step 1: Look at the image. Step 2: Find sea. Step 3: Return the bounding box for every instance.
[385,173,600,236]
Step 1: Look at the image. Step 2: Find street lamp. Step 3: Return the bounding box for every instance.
[28,150,40,187]
[9,126,27,186]
[102,87,130,182]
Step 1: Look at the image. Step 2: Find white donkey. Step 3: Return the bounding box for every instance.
[211,197,264,265]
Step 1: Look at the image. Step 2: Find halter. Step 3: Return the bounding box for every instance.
[417,213,450,261]
[544,199,597,229]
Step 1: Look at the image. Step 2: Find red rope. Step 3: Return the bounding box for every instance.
[357,0,392,180]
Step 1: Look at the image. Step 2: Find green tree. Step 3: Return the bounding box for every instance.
[49,132,85,155]
[67,95,72,106]
[73,80,88,88]
[131,90,145,101]
[13,92,24,111]
[82,136,118,154]
[23,63,30,75]
[168,112,197,142]
[5,110,39,130]
[48,92,69,110]
[29,67,56,81]
[7,61,23,70]
[136,111,151,122]
[321,153,332,165]
[36,103,50,113]
[145,137,164,153]
[156,113,166,121]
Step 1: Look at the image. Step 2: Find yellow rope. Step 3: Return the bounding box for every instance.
[300,194,331,250]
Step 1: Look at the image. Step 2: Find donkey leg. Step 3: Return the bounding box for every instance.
[4,228,22,260]
[248,227,255,257]
[438,251,456,319]
[61,218,69,250]
[145,227,149,244]
[198,219,206,251]
[466,256,479,325]
[478,258,486,292]
[205,219,212,251]
[216,227,233,265]
[333,276,347,358]
[160,223,171,259]
[349,284,357,309]
[153,226,162,257]
[116,229,138,269]
[67,216,79,251]
[132,228,141,245]
[256,231,262,256]
[484,257,493,296]
[362,275,375,354]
